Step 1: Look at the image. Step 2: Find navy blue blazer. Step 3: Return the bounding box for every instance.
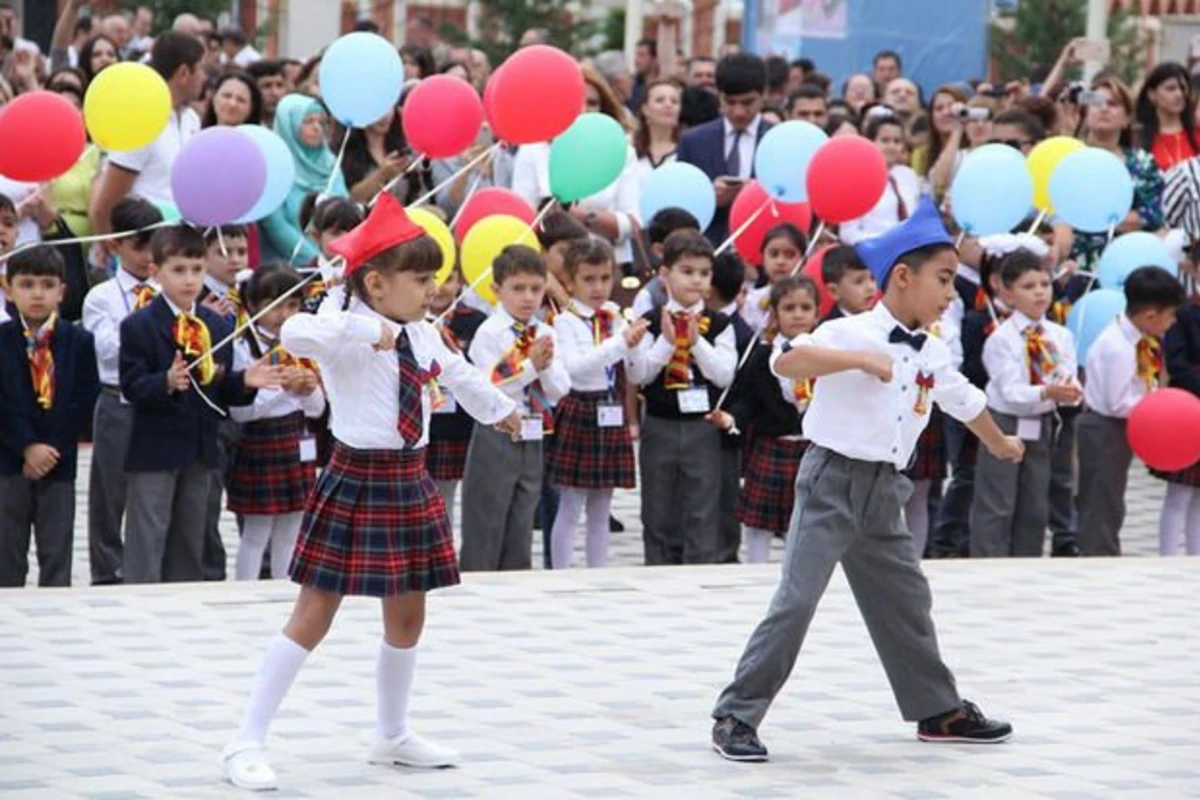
[0,318,99,482]
[1165,302,1200,397]
[676,117,772,245]
[119,295,255,473]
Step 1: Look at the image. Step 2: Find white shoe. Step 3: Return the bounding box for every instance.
[220,741,278,791]
[367,732,459,769]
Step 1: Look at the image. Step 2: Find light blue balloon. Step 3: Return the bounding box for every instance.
[753,121,828,203]
[1097,231,1174,288]
[1066,288,1126,362]
[640,162,716,231]
[950,144,1033,236]
[235,125,296,223]
[319,32,404,127]
[1048,147,1134,233]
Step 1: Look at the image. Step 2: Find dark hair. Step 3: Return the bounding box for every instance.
[203,224,249,245]
[202,69,263,127]
[821,245,869,285]
[73,16,93,38]
[807,72,832,96]
[563,238,615,279]
[493,244,547,284]
[765,56,789,92]
[0,192,15,217]
[150,226,207,264]
[111,197,163,245]
[716,52,767,97]
[793,57,815,74]
[762,223,807,256]
[662,230,714,268]
[1136,62,1198,155]
[343,235,442,310]
[711,252,745,304]
[6,245,65,281]
[1125,265,1185,314]
[439,60,470,77]
[338,112,408,192]
[246,59,284,80]
[864,112,904,141]
[770,274,818,309]
[637,37,657,58]
[150,31,205,82]
[220,27,247,47]
[788,83,826,106]
[299,195,363,236]
[354,18,381,34]
[1016,95,1057,139]
[242,263,302,311]
[824,111,858,137]
[992,108,1045,145]
[536,210,589,251]
[894,243,956,285]
[925,85,970,175]
[874,50,902,70]
[648,207,700,246]
[680,84,720,127]
[998,248,1044,288]
[78,33,118,85]
[46,67,86,103]
[634,77,684,159]
[400,44,436,79]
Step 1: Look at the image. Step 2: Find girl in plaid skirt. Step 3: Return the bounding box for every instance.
[221,196,521,791]
[548,240,649,568]
[228,266,326,580]
[708,276,819,563]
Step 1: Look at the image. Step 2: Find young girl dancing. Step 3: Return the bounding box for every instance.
[220,195,522,791]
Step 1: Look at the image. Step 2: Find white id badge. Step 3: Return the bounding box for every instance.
[433,391,458,415]
[298,437,317,463]
[678,387,711,414]
[1016,417,1042,442]
[597,403,624,427]
[520,416,545,442]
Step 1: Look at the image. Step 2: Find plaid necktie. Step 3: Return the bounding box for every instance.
[1136,335,1163,391]
[1024,323,1059,386]
[395,328,424,445]
[493,322,554,433]
[889,175,909,220]
[172,313,216,385]
[664,312,711,390]
[24,314,55,410]
[132,282,156,310]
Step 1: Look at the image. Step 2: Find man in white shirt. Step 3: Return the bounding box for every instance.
[89,31,206,235]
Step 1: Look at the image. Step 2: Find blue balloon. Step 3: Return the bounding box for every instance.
[319,32,404,127]
[753,121,828,203]
[950,144,1033,236]
[640,162,716,231]
[1048,147,1134,233]
[1096,231,1175,288]
[1066,288,1126,362]
[235,125,296,223]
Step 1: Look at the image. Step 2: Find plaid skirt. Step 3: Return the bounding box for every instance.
[289,441,460,597]
[227,412,316,515]
[546,391,635,489]
[1150,461,1200,486]
[904,408,947,481]
[737,435,808,533]
[426,437,470,482]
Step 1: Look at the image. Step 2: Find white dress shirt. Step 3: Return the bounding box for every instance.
[81,268,156,387]
[281,302,515,450]
[1083,312,1149,418]
[742,285,772,334]
[107,107,201,205]
[936,296,964,372]
[773,333,812,414]
[552,300,646,392]
[839,165,921,245]
[467,306,571,412]
[983,311,1078,418]
[228,330,326,423]
[636,297,738,388]
[724,116,762,180]
[778,302,988,469]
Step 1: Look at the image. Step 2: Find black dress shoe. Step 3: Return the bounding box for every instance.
[609,515,625,533]
[918,700,1012,743]
[712,716,768,762]
[1051,540,1081,557]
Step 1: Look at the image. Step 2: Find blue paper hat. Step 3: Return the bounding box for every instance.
[854,195,953,287]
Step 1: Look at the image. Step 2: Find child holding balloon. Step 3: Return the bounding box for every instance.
[1154,290,1200,555]
[742,223,808,334]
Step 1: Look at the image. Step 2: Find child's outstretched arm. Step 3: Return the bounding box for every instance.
[430,327,518,426]
[771,341,892,384]
[281,310,380,360]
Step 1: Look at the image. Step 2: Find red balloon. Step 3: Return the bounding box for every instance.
[801,245,836,318]
[805,135,888,224]
[1128,388,1200,471]
[0,91,86,183]
[402,74,484,159]
[728,180,812,266]
[453,188,536,243]
[488,46,584,144]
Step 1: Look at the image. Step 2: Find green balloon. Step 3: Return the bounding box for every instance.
[549,112,628,204]
[154,199,183,223]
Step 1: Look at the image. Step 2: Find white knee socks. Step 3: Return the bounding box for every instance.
[375,640,417,741]
[1186,491,1200,555]
[905,479,931,559]
[550,487,613,568]
[236,634,309,746]
[237,514,303,580]
[1159,483,1191,555]
[743,527,773,564]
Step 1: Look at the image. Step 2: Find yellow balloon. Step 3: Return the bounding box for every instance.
[407,207,457,286]
[1028,135,1085,213]
[84,62,171,152]
[460,214,542,305]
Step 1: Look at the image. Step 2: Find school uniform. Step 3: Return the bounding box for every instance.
[1046,279,1084,552]
[1152,303,1200,486]
[1078,313,1158,556]
[634,299,737,564]
[0,316,99,587]
[460,307,570,572]
[741,286,772,336]
[970,311,1077,557]
[716,302,755,563]
[426,306,487,502]
[818,304,846,327]
[80,268,157,584]
[119,294,256,583]
[280,303,516,595]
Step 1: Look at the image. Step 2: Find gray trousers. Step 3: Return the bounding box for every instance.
[1048,413,1078,546]
[1076,411,1131,556]
[460,425,541,571]
[969,411,1052,558]
[716,444,742,563]
[0,476,75,587]
[639,415,722,565]
[123,461,211,583]
[713,446,960,728]
[202,418,239,581]
[87,390,132,584]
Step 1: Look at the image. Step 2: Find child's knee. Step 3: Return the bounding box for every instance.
[284,589,341,648]
[382,594,426,647]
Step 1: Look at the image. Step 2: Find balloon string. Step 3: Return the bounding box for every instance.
[217,226,227,259]
[448,170,486,231]
[325,127,351,198]
[1027,209,1048,234]
[955,231,966,249]
[410,142,501,210]
[371,154,427,207]
[714,197,774,256]
[0,220,177,265]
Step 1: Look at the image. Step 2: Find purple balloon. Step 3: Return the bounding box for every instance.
[170,127,267,226]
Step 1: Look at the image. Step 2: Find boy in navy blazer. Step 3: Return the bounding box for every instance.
[119,227,283,584]
[676,53,772,246]
[0,246,99,587]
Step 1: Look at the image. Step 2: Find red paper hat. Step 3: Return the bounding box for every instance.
[327,193,426,276]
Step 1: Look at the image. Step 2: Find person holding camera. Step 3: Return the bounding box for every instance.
[924,89,997,201]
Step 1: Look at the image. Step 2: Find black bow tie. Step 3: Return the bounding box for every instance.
[889,326,927,351]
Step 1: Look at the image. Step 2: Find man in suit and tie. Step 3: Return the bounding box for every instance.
[676,53,771,246]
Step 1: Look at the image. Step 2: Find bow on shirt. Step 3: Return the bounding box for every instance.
[173,313,216,385]
[913,370,935,416]
[265,342,318,373]
[24,313,56,410]
[226,287,252,331]
[793,377,813,405]
[492,322,554,433]
[418,358,447,411]
[1136,335,1163,391]
[1024,324,1059,385]
[592,307,616,344]
[665,312,712,389]
[132,282,156,310]
[889,326,927,351]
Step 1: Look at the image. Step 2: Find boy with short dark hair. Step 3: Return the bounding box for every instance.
[1078,265,1185,556]
[0,246,99,587]
[631,207,701,318]
[0,193,18,323]
[819,244,875,325]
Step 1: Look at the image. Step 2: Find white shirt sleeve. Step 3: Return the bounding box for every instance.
[281,311,381,361]
[81,284,119,379]
[554,313,629,383]
[693,324,737,388]
[930,338,988,423]
[536,327,572,403]
[983,327,1044,408]
[428,327,516,425]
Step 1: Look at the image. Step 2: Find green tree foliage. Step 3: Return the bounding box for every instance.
[443,0,600,64]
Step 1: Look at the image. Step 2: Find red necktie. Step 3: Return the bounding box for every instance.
[889,175,909,221]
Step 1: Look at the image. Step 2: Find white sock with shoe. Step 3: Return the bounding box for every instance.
[375,640,416,741]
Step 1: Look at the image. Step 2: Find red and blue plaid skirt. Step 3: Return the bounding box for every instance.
[546,391,635,489]
[1150,461,1200,486]
[905,408,947,481]
[227,411,316,515]
[289,441,460,597]
[738,435,808,533]
[425,437,470,482]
